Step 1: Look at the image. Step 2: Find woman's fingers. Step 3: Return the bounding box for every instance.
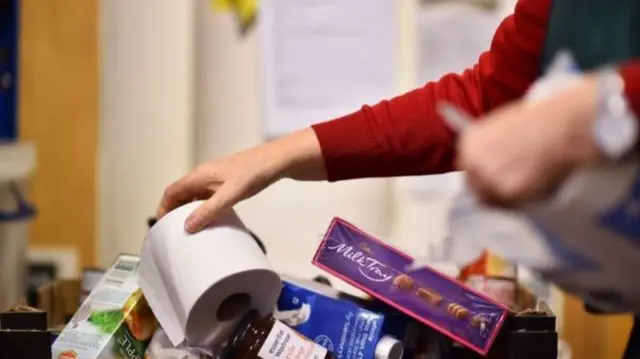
[184,183,242,233]
[156,170,212,219]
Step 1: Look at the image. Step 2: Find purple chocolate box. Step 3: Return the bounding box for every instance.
[312,217,509,356]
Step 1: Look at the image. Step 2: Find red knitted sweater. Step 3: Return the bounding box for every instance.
[311,0,640,181]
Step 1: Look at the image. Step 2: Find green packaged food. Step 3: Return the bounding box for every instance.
[52,254,158,359]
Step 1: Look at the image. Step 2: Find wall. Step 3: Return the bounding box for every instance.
[99,0,195,264]
[193,0,400,296]
[96,0,638,357]
[96,0,521,293]
[20,0,99,267]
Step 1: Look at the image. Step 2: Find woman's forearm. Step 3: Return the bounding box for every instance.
[271,128,328,181]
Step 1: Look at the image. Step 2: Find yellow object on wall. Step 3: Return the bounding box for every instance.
[210,0,258,34]
[211,0,232,11]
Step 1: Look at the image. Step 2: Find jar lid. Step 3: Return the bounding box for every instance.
[375,336,404,359]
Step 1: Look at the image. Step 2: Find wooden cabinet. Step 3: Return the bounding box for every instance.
[19,0,99,267]
[564,294,634,359]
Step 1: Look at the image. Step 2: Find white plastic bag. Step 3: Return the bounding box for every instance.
[419,51,640,313]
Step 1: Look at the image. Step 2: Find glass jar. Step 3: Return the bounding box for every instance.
[221,310,335,359]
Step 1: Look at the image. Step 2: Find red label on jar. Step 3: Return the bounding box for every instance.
[58,350,78,359]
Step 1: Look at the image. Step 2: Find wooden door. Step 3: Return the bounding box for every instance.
[19,0,99,267]
[564,294,634,359]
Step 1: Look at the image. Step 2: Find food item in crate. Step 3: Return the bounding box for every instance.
[80,268,105,303]
[446,303,470,320]
[459,250,517,309]
[313,218,509,356]
[275,280,405,359]
[52,254,158,359]
[392,274,414,290]
[145,328,213,359]
[221,310,336,359]
[416,288,443,305]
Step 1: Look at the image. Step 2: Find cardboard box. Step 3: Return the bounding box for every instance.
[36,279,81,329]
[51,254,158,359]
[459,250,517,280]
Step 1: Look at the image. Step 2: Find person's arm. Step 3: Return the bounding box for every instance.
[310,0,552,181]
[540,60,640,169]
[620,62,640,116]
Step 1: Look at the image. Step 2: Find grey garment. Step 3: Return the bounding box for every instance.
[541,0,640,73]
[542,0,640,356]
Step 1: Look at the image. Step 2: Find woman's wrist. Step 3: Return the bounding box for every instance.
[269,128,328,181]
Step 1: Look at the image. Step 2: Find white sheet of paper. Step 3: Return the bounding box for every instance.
[403,171,465,199]
[407,3,500,198]
[260,0,399,137]
[415,3,500,84]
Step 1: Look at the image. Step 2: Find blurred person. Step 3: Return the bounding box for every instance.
[158,0,639,229]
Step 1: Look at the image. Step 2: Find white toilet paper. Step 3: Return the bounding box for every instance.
[137,201,282,348]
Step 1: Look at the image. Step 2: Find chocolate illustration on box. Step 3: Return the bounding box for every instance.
[312,218,509,356]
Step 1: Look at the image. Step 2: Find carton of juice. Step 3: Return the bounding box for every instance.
[52,254,158,359]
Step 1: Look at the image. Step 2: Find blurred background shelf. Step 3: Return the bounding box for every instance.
[0,142,36,182]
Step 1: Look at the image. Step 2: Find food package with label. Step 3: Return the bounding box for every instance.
[459,250,518,309]
[80,268,106,304]
[52,254,159,359]
[313,218,509,356]
[275,280,408,359]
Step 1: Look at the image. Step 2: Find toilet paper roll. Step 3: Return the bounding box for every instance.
[137,201,282,348]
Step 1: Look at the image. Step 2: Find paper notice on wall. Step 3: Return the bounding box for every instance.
[260,0,399,138]
[408,3,500,199]
[404,172,465,200]
[416,3,500,84]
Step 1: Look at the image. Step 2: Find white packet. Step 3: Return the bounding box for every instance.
[147,328,220,359]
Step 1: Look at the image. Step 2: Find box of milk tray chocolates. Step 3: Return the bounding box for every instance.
[312,218,510,356]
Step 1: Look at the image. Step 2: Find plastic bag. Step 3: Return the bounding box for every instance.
[412,51,640,313]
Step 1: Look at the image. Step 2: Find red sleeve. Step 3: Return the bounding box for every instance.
[311,0,552,182]
[620,61,640,117]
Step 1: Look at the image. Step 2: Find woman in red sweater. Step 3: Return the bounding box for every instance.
[158,0,640,233]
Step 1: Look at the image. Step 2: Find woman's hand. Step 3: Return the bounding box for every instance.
[455,75,606,207]
[157,128,326,232]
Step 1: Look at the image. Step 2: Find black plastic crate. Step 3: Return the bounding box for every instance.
[421,307,558,359]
